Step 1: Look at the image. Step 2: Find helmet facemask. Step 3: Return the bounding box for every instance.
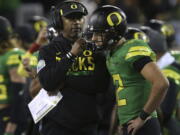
[89,25,125,50]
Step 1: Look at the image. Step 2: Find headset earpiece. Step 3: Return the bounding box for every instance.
[51,6,56,29]
[51,5,63,30]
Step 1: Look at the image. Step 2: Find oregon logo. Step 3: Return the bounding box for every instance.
[161,24,175,37]
[134,32,149,42]
[83,50,92,56]
[34,21,48,32]
[107,12,122,26]
[71,4,78,9]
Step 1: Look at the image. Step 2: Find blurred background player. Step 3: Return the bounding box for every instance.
[18,16,49,135]
[147,19,176,50]
[141,26,180,135]
[0,16,26,135]
[146,19,180,63]
[145,20,180,134]
[27,15,48,39]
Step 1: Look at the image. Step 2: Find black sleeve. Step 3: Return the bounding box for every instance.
[160,78,178,123]
[133,56,153,72]
[37,47,74,91]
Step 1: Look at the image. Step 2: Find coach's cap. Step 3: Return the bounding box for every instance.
[58,1,88,17]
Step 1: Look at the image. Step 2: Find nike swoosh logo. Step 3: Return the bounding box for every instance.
[56,52,61,55]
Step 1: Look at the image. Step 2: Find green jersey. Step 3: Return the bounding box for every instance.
[106,39,157,125]
[0,48,24,104]
[17,51,38,77]
[162,64,180,86]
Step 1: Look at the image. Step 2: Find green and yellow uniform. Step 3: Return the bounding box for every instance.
[0,48,24,104]
[106,39,157,125]
[160,63,180,135]
[162,65,180,87]
[161,63,180,117]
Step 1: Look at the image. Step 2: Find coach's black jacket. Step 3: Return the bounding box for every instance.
[38,35,110,129]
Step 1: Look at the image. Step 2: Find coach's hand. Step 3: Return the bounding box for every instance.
[70,38,86,56]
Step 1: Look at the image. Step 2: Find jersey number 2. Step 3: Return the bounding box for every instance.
[112,74,127,106]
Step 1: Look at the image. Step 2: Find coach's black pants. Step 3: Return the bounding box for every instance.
[41,117,98,135]
[122,118,161,135]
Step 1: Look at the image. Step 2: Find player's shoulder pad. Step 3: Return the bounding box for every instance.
[124,39,154,61]
[125,39,148,47]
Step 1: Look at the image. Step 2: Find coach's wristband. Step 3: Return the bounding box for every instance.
[139,110,150,120]
[66,52,76,61]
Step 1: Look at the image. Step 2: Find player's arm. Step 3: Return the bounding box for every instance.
[28,27,48,54]
[129,55,169,115]
[9,67,26,83]
[128,57,169,135]
[29,77,41,98]
[141,62,169,114]
[21,57,37,78]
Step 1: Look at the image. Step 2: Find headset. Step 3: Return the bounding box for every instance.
[51,1,88,31]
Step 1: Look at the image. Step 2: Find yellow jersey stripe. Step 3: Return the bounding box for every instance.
[162,69,180,84]
[125,51,151,60]
[128,46,150,53]
[7,55,21,65]
[118,99,127,106]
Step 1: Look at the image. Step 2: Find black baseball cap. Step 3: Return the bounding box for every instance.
[57,1,88,17]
